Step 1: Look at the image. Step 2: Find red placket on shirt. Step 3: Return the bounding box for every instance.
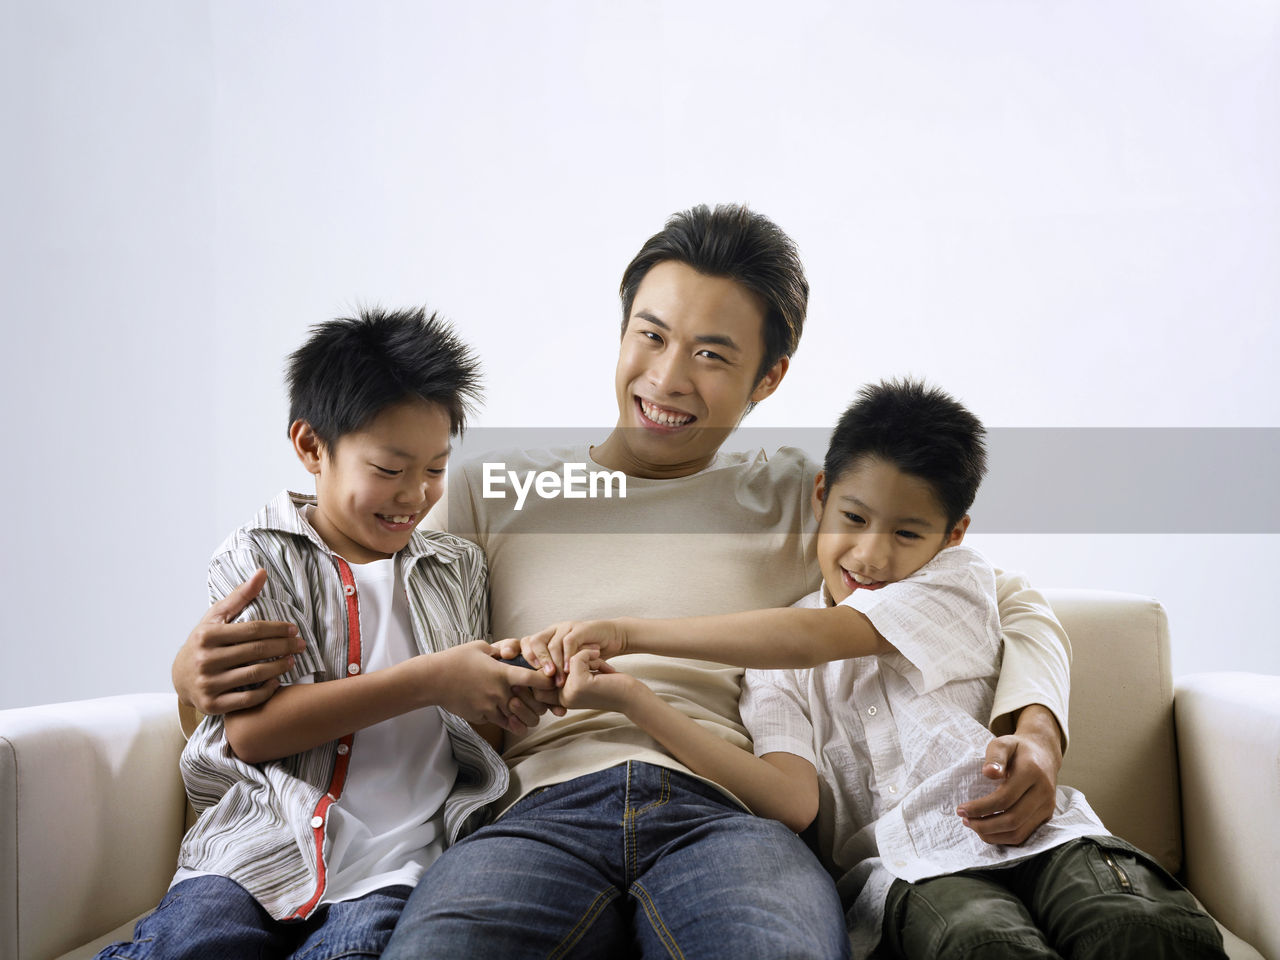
[290,556,363,919]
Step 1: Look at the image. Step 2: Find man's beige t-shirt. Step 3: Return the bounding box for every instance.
[437,444,1070,813]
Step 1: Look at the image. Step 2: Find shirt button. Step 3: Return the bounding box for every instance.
[867,706,878,716]
[347,663,361,675]
[343,583,355,596]
[888,785,898,794]
[894,859,907,868]
[336,743,350,755]
[310,815,324,829]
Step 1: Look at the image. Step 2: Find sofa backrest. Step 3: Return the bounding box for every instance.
[1045,588,1182,874]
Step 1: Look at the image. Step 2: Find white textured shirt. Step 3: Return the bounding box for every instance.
[741,544,1106,959]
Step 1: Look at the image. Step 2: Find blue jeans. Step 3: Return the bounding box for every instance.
[94,875,411,960]
[382,761,850,959]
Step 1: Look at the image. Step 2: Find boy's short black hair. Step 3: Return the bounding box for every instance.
[618,204,808,385]
[822,378,988,530]
[286,306,482,448]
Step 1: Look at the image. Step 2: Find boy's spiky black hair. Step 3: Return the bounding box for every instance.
[822,378,987,529]
[286,306,482,447]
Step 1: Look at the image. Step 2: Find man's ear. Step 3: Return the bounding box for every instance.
[811,470,827,524]
[945,514,971,547]
[749,355,789,404]
[290,420,325,475]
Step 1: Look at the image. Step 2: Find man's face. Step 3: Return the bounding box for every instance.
[598,260,787,478]
[813,457,968,604]
[297,399,453,564]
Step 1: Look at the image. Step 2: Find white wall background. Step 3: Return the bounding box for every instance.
[2,0,1276,709]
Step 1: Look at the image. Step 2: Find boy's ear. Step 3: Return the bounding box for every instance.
[749,355,789,404]
[945,515,971,547]
[290,420,325,475]
[811,470,827,523]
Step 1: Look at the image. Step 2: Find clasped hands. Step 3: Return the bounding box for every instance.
[495,619,632,712]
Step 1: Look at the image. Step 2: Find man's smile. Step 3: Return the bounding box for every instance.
[637,397,696,429]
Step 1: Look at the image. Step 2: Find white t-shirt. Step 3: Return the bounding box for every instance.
[320,555,458,903]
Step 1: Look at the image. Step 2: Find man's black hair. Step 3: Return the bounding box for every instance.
[822,378,988,530]
[618,204,808,385]
[286,306,482,447]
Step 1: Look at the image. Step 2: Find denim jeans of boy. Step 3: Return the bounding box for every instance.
[382,761,850,960]
[94,875,411,960]
[881,835,1226,960]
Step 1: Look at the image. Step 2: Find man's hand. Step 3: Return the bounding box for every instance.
[174,569,303,715]
[511,619,629,683]
[957,704,1063,845]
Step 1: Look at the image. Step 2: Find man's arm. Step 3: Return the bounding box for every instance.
[173,568,305,715]
[959,569,1071,845]
[559,651,819,833]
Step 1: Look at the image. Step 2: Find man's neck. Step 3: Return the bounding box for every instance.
[590,429,720,480]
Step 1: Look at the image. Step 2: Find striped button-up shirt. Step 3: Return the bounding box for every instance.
[177,490,508,920]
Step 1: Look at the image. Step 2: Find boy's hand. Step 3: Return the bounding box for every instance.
[424,640,558,734]
[559,649,634,713]
[174,569,304,714]
[516,619,629,684]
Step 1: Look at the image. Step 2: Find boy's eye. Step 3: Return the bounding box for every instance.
[842,512,865,525]
[373,464,401,476]
[897,530,922,540]
[427,468,446,477]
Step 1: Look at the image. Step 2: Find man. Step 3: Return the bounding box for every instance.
[175,204,1069,958]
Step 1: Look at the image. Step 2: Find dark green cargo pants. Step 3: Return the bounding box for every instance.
[880,835,1226,959]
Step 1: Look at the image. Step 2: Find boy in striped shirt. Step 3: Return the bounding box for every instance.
[98,307,554,960]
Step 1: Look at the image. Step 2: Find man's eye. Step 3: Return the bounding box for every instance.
[697,349,727,362]
[641,330,663,344]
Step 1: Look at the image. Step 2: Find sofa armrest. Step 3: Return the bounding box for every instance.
[1175,672,1280,960]
[0,694,187,960]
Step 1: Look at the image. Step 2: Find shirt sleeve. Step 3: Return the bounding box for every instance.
[840,545,1002,695]
[739,667,818,766]
[207,545,327,684]
[988,568,1072,747]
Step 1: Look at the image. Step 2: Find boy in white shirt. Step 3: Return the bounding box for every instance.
[98,307,554,960]
[515,378,1225,960]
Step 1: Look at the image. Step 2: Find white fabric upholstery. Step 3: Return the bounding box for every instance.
[1176,671,1280,960]
[0,594,1274,960]
[0,695,186,960]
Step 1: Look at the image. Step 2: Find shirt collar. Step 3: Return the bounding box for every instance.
[245,489,465,565]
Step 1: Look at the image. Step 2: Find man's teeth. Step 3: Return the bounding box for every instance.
[640,399,694,426]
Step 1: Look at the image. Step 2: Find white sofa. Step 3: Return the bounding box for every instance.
[2,589,1277,960]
